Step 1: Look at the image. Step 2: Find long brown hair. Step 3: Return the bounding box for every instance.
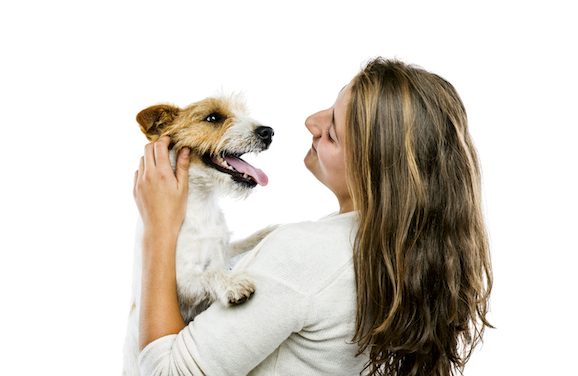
[346,58,493,376]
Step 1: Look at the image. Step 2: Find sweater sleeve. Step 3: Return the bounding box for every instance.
[138,270,309,376]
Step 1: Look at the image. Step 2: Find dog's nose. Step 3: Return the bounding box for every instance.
[255,126,274,146]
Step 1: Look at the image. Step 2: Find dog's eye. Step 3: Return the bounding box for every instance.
[205,113,223,123]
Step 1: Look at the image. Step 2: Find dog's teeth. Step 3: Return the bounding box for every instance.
[219,159,236,171]
[242,173,248,178]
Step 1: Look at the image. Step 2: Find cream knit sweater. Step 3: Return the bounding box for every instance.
[139,211,369,375]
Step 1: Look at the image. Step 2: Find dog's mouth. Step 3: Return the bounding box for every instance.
[201,152,268,188]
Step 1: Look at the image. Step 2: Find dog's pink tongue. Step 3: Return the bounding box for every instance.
[225,157,268,186]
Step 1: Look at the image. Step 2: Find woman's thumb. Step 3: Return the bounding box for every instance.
[176,148,190,183]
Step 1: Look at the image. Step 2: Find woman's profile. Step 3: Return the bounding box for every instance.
[132,57,493,376]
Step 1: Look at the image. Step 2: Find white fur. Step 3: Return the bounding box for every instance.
[122,107,276,376]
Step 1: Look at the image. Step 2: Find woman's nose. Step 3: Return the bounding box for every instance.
[305,109,330,136]
[305,114,317,135]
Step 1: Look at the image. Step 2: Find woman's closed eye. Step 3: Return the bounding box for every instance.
[327,129,335,142]
[329,108,338,142]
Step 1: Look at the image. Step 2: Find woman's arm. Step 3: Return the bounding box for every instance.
[139,232,185,350]
[133,136,190,350]
[133,137,310,375]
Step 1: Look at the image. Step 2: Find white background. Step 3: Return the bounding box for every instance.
[1,1,576,375]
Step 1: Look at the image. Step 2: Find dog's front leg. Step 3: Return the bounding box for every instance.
[229,224,279,257]
[202,269,256,306]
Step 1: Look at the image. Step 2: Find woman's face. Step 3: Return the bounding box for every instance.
[304,83,352,212]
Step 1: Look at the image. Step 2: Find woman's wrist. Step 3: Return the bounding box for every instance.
[142,227,179,251]
[141,231,178,278]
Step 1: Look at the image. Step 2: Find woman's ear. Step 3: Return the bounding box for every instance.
[136,104,181,141]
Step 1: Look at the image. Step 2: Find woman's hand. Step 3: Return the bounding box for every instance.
[133,136,191,239]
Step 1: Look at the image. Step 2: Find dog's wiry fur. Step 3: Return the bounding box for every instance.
[123,96,276,376]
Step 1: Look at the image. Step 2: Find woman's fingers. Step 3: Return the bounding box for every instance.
[143,136,171,172]
[175,147,190,187]
[133,170,138,198]
[144,142,155,169]
[154,136,172,171]
[134,157,144,199]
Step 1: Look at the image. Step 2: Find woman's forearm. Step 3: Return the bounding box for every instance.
[139,231,186,351]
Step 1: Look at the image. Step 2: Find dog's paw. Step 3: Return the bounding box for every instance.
[224,273,256,305]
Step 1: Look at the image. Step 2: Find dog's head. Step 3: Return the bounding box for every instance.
[137,96,273,195]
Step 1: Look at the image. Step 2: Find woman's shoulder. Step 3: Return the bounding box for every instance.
[244,211,358,295]
[266,212,357,253]
[274,210,356,238]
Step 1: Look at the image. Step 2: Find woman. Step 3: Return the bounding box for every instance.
[133,58,493,376]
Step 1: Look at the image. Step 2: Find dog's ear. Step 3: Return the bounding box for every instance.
[136,104,180,141]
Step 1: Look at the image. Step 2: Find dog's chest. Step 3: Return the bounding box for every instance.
[174,191,231,275]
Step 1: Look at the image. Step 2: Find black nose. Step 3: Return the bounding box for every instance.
[255,126,274,146]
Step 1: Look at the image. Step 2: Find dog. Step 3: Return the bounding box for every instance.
[123,95,276,376]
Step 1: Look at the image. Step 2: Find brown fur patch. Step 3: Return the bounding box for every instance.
[136,97,243,157]
[136,104,180,140]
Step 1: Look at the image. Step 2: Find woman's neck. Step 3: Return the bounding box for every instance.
[338,195,354,214]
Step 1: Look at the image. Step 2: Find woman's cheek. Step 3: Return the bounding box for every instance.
[318,143,330,167]
[320,145,338,171]
[329,146,346,174]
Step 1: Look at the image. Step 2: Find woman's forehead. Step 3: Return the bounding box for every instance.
[335,83,351,111]
[334,83,352,136]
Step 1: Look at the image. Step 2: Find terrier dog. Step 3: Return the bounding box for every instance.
[123,95,275,375]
